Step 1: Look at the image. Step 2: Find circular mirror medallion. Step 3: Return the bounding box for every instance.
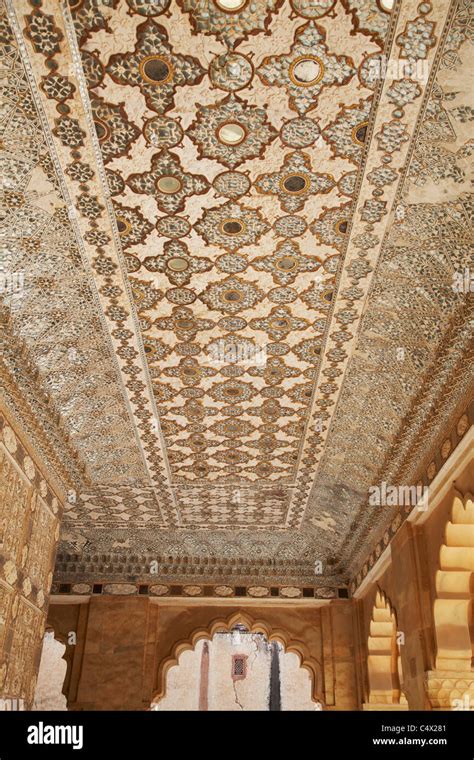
[94,119,109,142]
[223,289,243,302]
[269,317,290,330]
[352,121,368,146]
[220,218,245,235]
[175,319,195,331]
[289,56,324,87]
[182,367,198,378]
[217,122,246,145]
[116,216,132,236]
[139,55,173,85]
[378,0,395,11]
[167,257,189,272]
[224,386,242,397]
[276,256,297,271]
[156,175,182,194]
[281,173,310,194]
[214,0,248,11]
[334,220,348,234]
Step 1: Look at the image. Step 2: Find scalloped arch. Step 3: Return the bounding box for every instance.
[152,610,324,705]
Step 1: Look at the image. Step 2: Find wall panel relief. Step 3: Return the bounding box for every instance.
[0,408,64,707]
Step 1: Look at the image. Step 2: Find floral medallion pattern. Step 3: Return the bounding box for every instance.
[3,0,468,593]
[257,21,355,114]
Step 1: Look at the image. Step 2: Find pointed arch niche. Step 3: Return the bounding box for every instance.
[363,590,407,710]
[427,491,474,709]
[151,611,324,711]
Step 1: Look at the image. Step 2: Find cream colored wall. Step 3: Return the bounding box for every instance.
[208,632,270,711]
[33,631,67,711]
[280,650,321,711]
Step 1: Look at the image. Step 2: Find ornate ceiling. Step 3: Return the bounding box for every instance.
[1,0,472,594]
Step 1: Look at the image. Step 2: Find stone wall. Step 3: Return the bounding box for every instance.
[0,405,64,708]
[46,597,358,710]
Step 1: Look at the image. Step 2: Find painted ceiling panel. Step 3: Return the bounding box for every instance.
[1,0,472,592]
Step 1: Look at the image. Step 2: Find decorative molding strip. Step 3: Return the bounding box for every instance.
[52,548,343,589]
[50,581,347,601]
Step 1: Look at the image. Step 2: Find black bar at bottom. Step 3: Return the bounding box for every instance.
[0,710,472,757]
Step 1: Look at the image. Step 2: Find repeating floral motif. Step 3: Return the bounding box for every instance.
[143,240,213,286]
[106,20,206,114]
[341,0,392,47]
[254,151,335,212]
[154,306,215,340]
[195,200,270,252]
[322,98,373,164]
[258,21,355,114]
[111,202,154,248]
[24,9,63,58]
[311,203,352,251]
[177,0,284,46]
[187,95,277,169]
[199,276,265,314]
[69,0,119,46]
[249,306,309,341]
[6,0,468,589]
[209,51,254,92]
[252,239,322,285]
[126,150,210,214]
[90,97,140,162]
[396,13,437,60]
[212,170,251,199]
[298,0,473,586]
[1,5,146,489]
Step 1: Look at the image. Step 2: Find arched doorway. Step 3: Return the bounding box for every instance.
[151,617,322,711]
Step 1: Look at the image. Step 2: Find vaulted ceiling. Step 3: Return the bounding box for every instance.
[1,0,472,597]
